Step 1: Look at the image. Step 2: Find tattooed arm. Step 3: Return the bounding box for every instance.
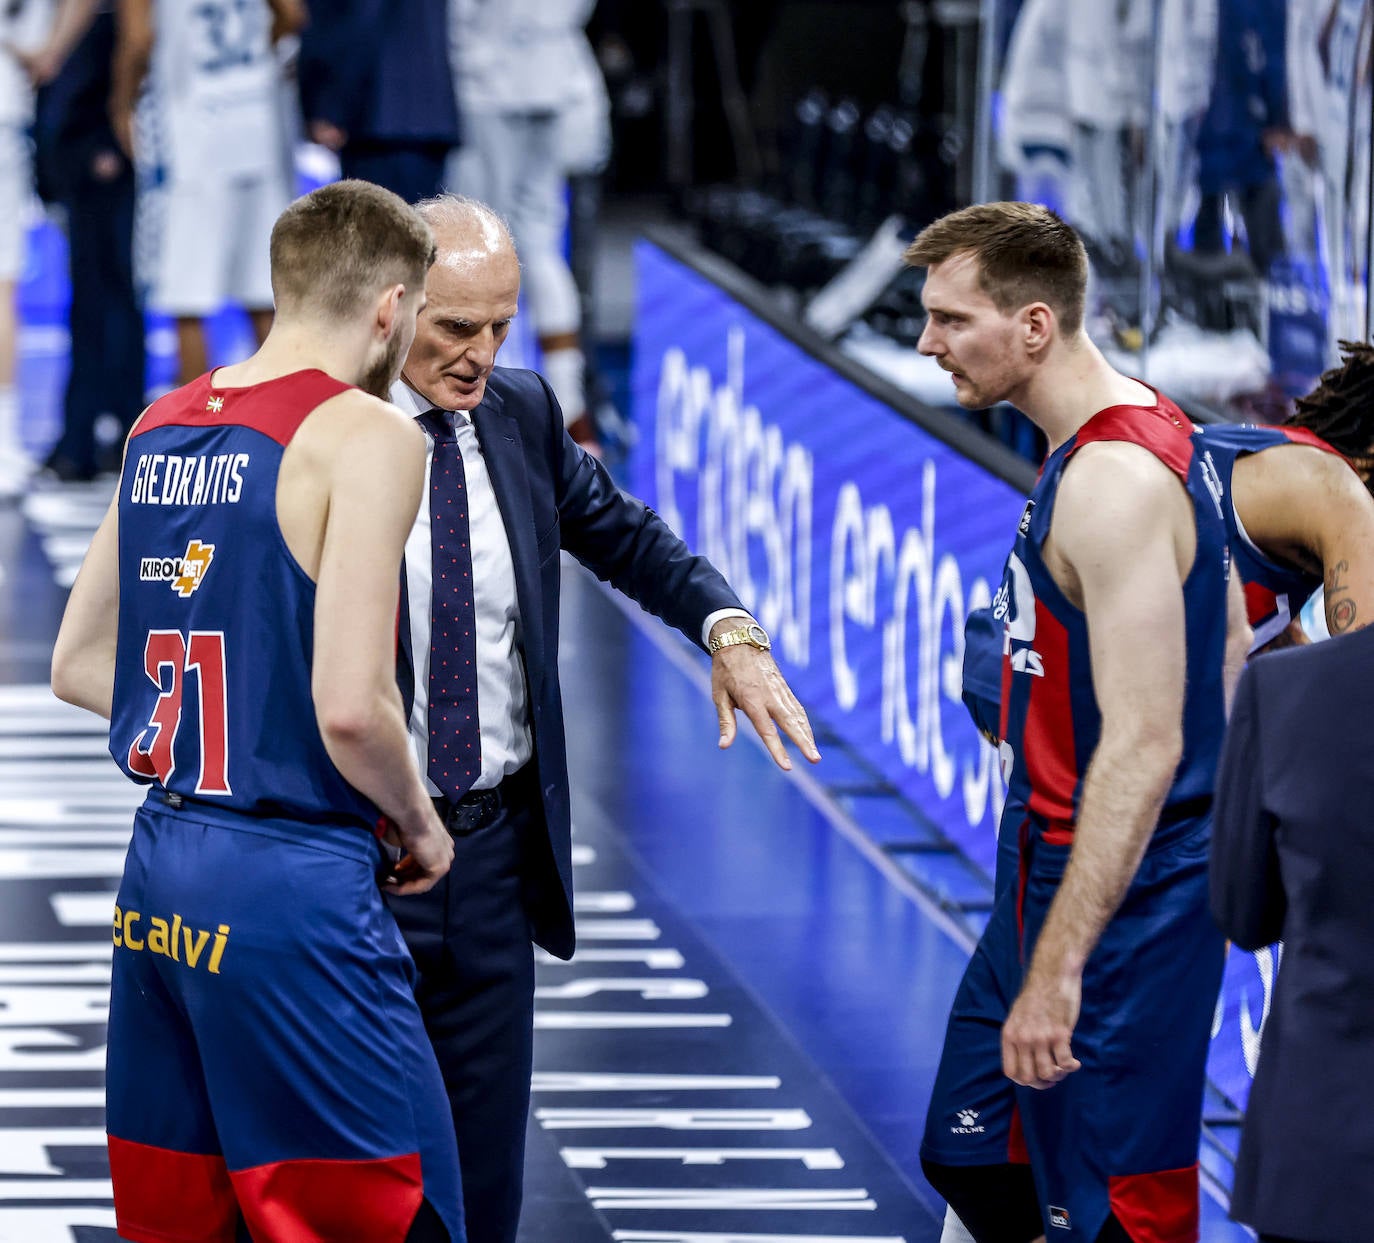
[1232,445,1374,638]
[1324,558,1360,635]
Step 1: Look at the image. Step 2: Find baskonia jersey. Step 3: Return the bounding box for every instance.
[110,369,379,832]
[1195,422,1344,649]
[995,395,1230,842]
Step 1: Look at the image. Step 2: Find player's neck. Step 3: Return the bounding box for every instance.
[1019,337,1155,452]
[212,323,374,391]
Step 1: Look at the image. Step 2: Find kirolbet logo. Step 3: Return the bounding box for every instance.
[140,539,216,597]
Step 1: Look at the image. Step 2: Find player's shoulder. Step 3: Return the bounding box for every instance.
[1073,393,1196,483]
[1056,439,1189,553]
[1235,428,1360,499]
[316,387,421,436]
[298,388,425,470]
[1064,436,1185,493]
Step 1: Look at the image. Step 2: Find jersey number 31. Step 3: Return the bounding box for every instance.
[127,630,231,795]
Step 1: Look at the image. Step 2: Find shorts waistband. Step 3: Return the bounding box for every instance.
[142,789,381,865]
[432,763,537,837]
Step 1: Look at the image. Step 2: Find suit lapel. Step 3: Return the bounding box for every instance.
[471,387,545,696]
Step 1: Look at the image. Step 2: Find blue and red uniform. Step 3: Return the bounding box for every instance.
[931,418,1353,1231]
[106,370,464,1243]
[1195,422,1342,648]
[923,395,1230,1243]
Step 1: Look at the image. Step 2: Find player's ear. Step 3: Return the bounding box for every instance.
[1022,302,1054,354]
[375,283,406,342]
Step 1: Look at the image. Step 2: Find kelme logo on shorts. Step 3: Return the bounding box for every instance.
[951,1107,986,1135]
[140,539,216,597]
[1048,1205,1071,1229]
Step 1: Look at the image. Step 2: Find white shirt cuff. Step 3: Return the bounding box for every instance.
[701,609,756,649]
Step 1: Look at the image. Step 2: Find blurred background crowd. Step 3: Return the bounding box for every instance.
[0,0,1370,492]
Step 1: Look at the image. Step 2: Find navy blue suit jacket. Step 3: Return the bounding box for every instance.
[1211,625,1374,1240]
[454,367,743,959]
[298,0,460,146]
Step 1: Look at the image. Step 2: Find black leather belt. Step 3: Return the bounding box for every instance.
[432,764,534,837]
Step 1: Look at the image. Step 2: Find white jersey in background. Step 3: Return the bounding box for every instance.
[150,0,283,181]
[0,0,53,126]
[446,0,610,435]
[450,0,599,113]
[139,0,291,319]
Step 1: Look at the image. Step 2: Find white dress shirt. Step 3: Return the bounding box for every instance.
[391,380,754,793]
[391,380,531,793]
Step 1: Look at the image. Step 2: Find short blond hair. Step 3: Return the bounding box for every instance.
[270,180,436,320]
[905,202,1088,336]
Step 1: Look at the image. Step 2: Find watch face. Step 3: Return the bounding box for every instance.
[747,623,771,650]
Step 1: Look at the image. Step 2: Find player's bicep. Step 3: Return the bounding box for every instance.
[312,417,425,704]
[1054,449,1189,742]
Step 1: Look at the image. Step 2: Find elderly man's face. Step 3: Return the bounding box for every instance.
[402,235,521,412]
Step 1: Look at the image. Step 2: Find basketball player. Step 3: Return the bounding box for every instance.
[110,0,303,383]
[936,389,1374,1243]
[51,181,464,1243]
[908,203,1240,1243]
[935,344,1374,1243]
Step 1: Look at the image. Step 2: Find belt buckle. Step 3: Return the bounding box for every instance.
[448,788,498,837]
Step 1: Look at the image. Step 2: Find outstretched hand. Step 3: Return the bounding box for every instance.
[710,643,820,772]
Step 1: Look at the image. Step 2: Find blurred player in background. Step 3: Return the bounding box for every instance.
[447,0,610,451]
[111,0,303,384]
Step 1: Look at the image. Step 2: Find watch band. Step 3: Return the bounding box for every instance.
[708,622,771,653]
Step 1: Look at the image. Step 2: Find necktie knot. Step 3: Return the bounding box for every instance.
[418,408,456,441]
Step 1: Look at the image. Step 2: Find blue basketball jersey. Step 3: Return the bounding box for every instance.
[995,395,1231,845]
[1195,422,1344,648]
[110,369,380,832]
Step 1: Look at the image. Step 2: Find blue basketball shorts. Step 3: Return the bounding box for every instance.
[924,819,1225,1243]
[106,798,465,1243]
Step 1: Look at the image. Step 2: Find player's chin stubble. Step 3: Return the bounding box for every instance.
[360,334,406,400]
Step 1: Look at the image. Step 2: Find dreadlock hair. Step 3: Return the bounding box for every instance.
[1288,340,1374,493]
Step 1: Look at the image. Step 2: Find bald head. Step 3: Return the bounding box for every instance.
[416,194,517,268]
[402,195,523,412]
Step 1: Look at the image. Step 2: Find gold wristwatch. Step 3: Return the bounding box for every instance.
[707,621,771,653]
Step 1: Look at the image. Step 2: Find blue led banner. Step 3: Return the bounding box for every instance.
[629,240,1020,881]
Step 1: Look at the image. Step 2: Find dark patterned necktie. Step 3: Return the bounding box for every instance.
[418,409,481,799]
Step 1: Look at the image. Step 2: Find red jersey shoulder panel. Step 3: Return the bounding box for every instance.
[1068,395,1194,484]
[132,370,355,447]
[1277,423,1353,469]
